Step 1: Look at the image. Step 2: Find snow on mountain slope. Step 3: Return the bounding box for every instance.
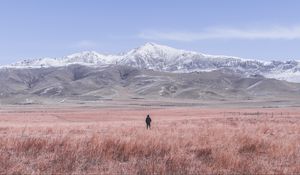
[4,51,120,68]
[118,43,261,72]
[119,42,191,70]
[6,57,62,68]
[1,42,300,83]
[64,51,120,65]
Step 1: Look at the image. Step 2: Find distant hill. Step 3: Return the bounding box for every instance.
[0,65,299,105]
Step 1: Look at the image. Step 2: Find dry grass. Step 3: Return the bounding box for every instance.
[0,107,300,174]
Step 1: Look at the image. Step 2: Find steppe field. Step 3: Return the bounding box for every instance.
[0,103,300,174]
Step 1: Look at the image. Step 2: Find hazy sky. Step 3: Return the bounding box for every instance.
[1,0,300,64]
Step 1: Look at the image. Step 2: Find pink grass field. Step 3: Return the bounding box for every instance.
[0,106,300,174]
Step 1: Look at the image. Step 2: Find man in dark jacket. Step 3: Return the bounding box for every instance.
[146,114,152,129]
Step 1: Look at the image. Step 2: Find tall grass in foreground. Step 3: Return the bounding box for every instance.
[0,116,300,174]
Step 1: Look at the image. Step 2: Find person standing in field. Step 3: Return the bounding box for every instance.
[146,114,152,129]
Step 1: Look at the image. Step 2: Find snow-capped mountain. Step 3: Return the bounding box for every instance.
[6,51,120,68]
[2,42,300,82]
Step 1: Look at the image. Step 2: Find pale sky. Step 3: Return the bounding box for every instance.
[1,0,300,64]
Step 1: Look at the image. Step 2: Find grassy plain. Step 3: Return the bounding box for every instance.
[0,106,299,174]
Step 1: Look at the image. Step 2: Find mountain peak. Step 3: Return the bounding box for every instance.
[141,42,178,50]
[127,42,186,58]
[143,42,159,47]
[66,51,103,59]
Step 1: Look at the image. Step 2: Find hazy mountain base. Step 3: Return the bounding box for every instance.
[0,65,300,107]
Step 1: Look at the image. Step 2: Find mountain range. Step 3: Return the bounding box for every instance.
[2,43,300,83]
[1,43,300,105]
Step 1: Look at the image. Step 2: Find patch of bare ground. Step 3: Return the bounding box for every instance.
[0,107,300,174]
